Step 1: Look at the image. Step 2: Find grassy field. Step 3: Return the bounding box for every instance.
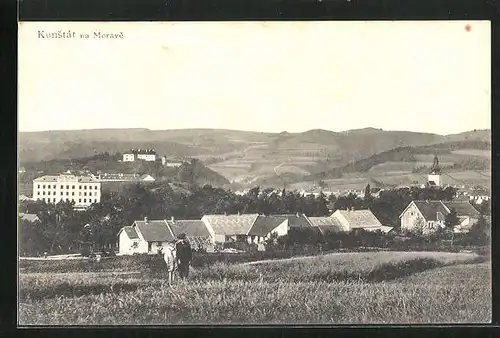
[18,251,490,325]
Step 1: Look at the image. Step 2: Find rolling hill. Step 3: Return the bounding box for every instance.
[18,128,491,190]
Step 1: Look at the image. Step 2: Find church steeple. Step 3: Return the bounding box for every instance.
[427,154,442,187]
[429,155,441,175]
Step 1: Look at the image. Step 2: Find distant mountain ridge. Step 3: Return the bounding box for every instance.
[18,127,491,189]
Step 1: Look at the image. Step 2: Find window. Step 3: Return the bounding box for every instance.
[72,185,75,189]
[37,185,40,188]
[66,185,69,189]
[53,185,56,189]
[43,185,46,189]
[95,199,98,203]
[37,192,40,195]
[60,185,64,189]
[84,192,87,196]
[410,212,414,216]
[84,185,87,190]
[66,192,69,196]
[79,199,81,203]
[61,191,64,195]
[48,191,50,195]
[42,191,45,195]
[84,199,87,203]
[52,198,56,202]
[72,192,75,196]
[95,186,98,190]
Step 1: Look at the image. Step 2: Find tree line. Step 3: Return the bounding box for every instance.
[18,183,490,256]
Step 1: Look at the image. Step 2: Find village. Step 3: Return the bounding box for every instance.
[18,152,490,257]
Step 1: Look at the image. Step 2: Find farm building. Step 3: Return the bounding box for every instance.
[308,216,344,235]
[117,217,215,255]
[117,218,176,255]
[200,213,290,245]
[399,200,481,234]
[330,209,393,233]
[272,213,313,229]
[166,218,215,252]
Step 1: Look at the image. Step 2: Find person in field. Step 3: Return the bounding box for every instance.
[163,240,177,286]
[175,233,192,279]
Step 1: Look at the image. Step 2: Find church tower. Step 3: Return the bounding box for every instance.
[427,155,442,187]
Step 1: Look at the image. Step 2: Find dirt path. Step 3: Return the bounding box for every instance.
[240,252,344,266]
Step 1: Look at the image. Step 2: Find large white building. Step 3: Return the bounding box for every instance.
[32,173,102,208]
[122,149,157,162]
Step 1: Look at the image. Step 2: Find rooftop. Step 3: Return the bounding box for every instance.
[247,215,287,237]
[308,216,344,233]
[271,213,313,228]
[133,220,175,242]
[334,209,383,228]
[167,219,211,238]
[202,214,259,235]
[19,213,40,223]
[33,174,100,183]
[408,200,480,221]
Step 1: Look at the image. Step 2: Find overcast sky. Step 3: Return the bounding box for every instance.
[18,21,490,134]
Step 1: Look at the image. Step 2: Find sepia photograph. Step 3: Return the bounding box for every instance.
[17,21,491,325]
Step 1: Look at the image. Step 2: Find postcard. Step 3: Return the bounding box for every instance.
[18,21,491,325]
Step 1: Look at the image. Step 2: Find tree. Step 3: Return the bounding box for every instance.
[412,216,426,237]
[364,184,372,200]
[467,214,490,245]
[444,208,460,246]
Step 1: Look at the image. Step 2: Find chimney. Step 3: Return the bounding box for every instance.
[224,212,227,216]
[171,216,175,222]
[144,216,148,223]
[296,212,300,217]
[237,211,240,216]
[351,207,355,211]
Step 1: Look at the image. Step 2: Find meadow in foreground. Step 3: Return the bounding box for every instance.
[18,251,491,325]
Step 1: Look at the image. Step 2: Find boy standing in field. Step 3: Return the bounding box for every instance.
[175,233,192,279]
[163,240,177,286]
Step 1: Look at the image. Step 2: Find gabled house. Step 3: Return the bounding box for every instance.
[118,218,175,255]
[118,217,215,255]
[272,213,313,229]
[399,200,481,234]
[166,218,214,252]
[246,215,289,244]
[330,209,393,233]
[200,213,289,245]
[308,216,345,235]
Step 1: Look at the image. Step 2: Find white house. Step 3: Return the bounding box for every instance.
[399,200,481,234]
[33,173,101,208]
[118,217,214,255]
[117,218,176,255]
[122,149,157,162]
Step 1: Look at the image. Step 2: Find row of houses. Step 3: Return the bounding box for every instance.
[117,199,481,255]
[118,209,392,255]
